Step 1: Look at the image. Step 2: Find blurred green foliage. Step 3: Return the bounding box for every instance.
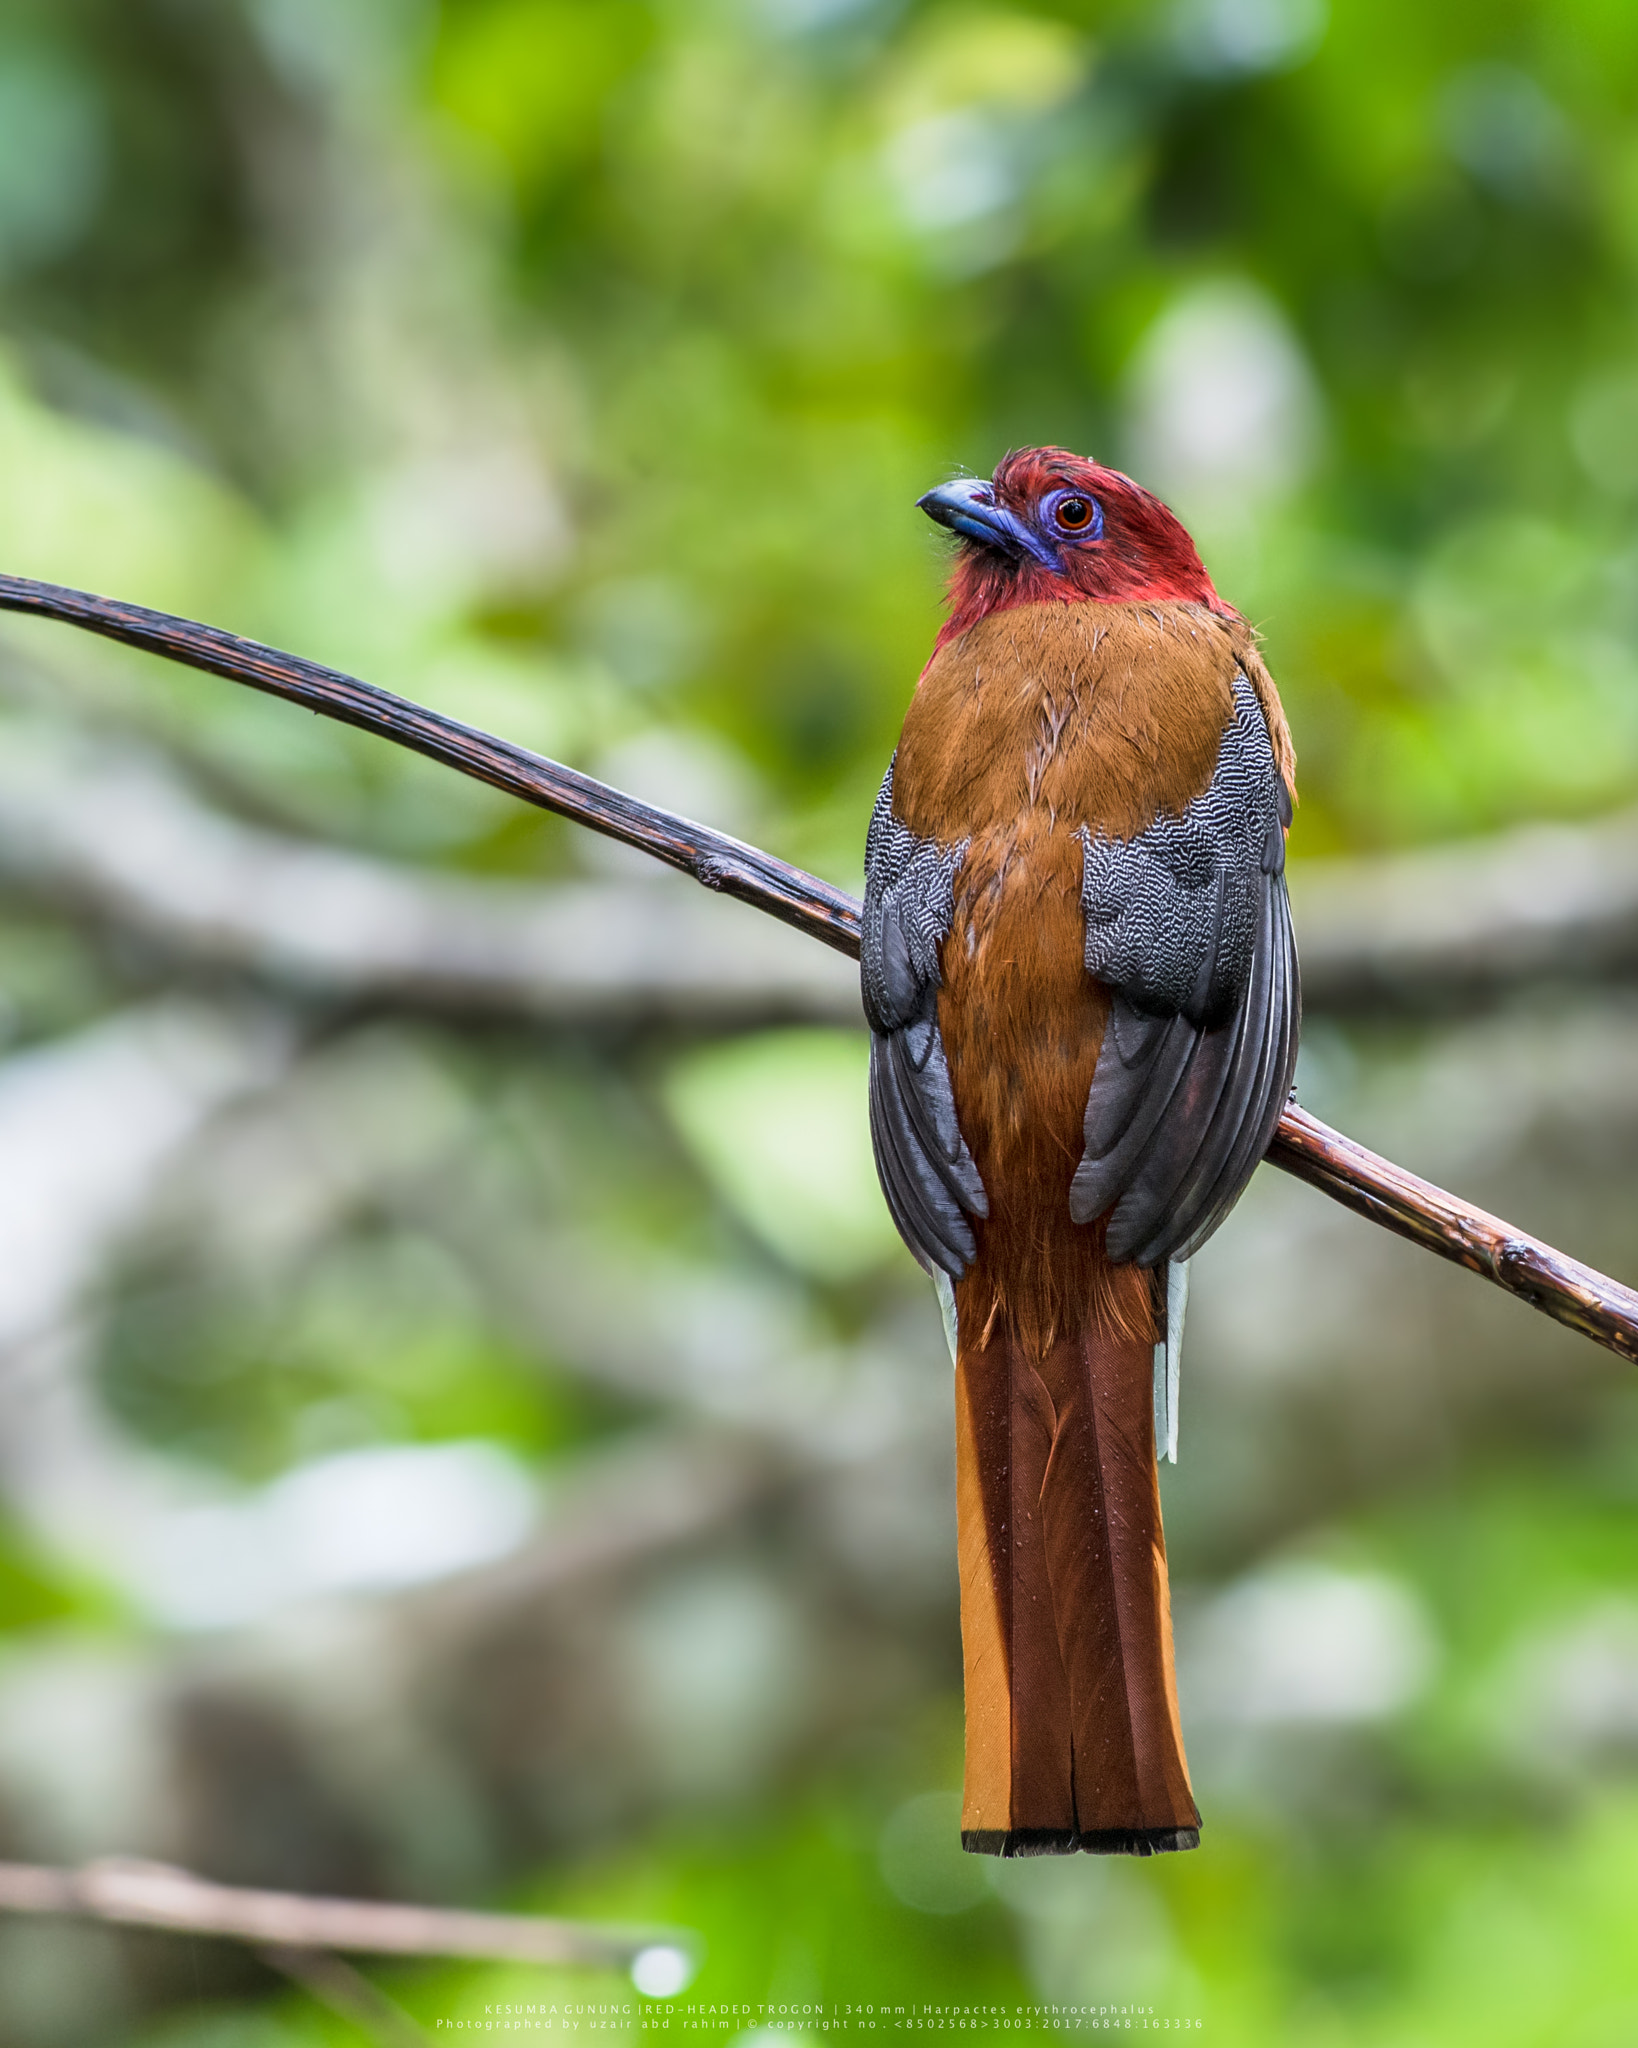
[233,1466,1638,2046]
[0,0,1637,2043]
[8,0,1638,867]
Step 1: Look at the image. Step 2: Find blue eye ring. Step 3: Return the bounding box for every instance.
[1044,490,1104,542]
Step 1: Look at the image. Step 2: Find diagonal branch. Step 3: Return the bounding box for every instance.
[1266,1106,1638,1364]
[3,571,1637,1365]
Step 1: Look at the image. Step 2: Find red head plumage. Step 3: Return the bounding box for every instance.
[921,446,1232,646]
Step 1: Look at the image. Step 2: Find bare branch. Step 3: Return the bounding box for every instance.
[1267,1105,1638,1367]
[3,571,1637,1364]
[0,1855,687,1973]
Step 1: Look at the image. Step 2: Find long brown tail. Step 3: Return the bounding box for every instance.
[954,1310,1200,1855]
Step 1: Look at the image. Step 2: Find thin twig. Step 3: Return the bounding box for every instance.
[0,1856,686,1973]
[3,571,1637,1364]
[259,1945,430,2047]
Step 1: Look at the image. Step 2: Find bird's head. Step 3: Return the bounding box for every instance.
[920,446,1232,644]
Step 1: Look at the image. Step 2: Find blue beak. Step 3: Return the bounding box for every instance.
[917,478,1054,565]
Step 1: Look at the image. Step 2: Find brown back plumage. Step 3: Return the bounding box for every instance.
[894,599,1280,1851]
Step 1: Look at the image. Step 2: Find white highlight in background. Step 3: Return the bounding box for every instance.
[1185,1562,1438,1725]
[632,1945,696,1999]
[1123,278,1322,520]
[139,1439,538,1631]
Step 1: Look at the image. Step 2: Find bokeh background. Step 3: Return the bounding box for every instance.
[0,0,1637,2040]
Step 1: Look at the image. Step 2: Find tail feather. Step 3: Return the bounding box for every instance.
[955,1311,1199,1855]
[1153,1256,1188,1465]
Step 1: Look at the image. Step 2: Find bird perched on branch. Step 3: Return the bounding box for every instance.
[863,448,1299,1856]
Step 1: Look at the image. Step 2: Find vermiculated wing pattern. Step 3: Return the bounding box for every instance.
[1069,672,1300,1266]
[861,760,987,1278]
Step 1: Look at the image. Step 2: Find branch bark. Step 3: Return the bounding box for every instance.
[3,571,1637,1365]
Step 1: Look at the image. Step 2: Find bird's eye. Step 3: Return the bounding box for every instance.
[1054,496,1095,532]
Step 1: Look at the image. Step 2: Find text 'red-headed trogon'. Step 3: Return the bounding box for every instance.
[863,448,1300,1857]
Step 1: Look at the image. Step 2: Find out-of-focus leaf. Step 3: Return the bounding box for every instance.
[662,1028,903,1282]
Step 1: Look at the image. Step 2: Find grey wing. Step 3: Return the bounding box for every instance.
[861,762,987,1279]
[1068,672,1301,1267]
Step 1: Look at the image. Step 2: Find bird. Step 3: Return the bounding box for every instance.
[861,446,1299,1857]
